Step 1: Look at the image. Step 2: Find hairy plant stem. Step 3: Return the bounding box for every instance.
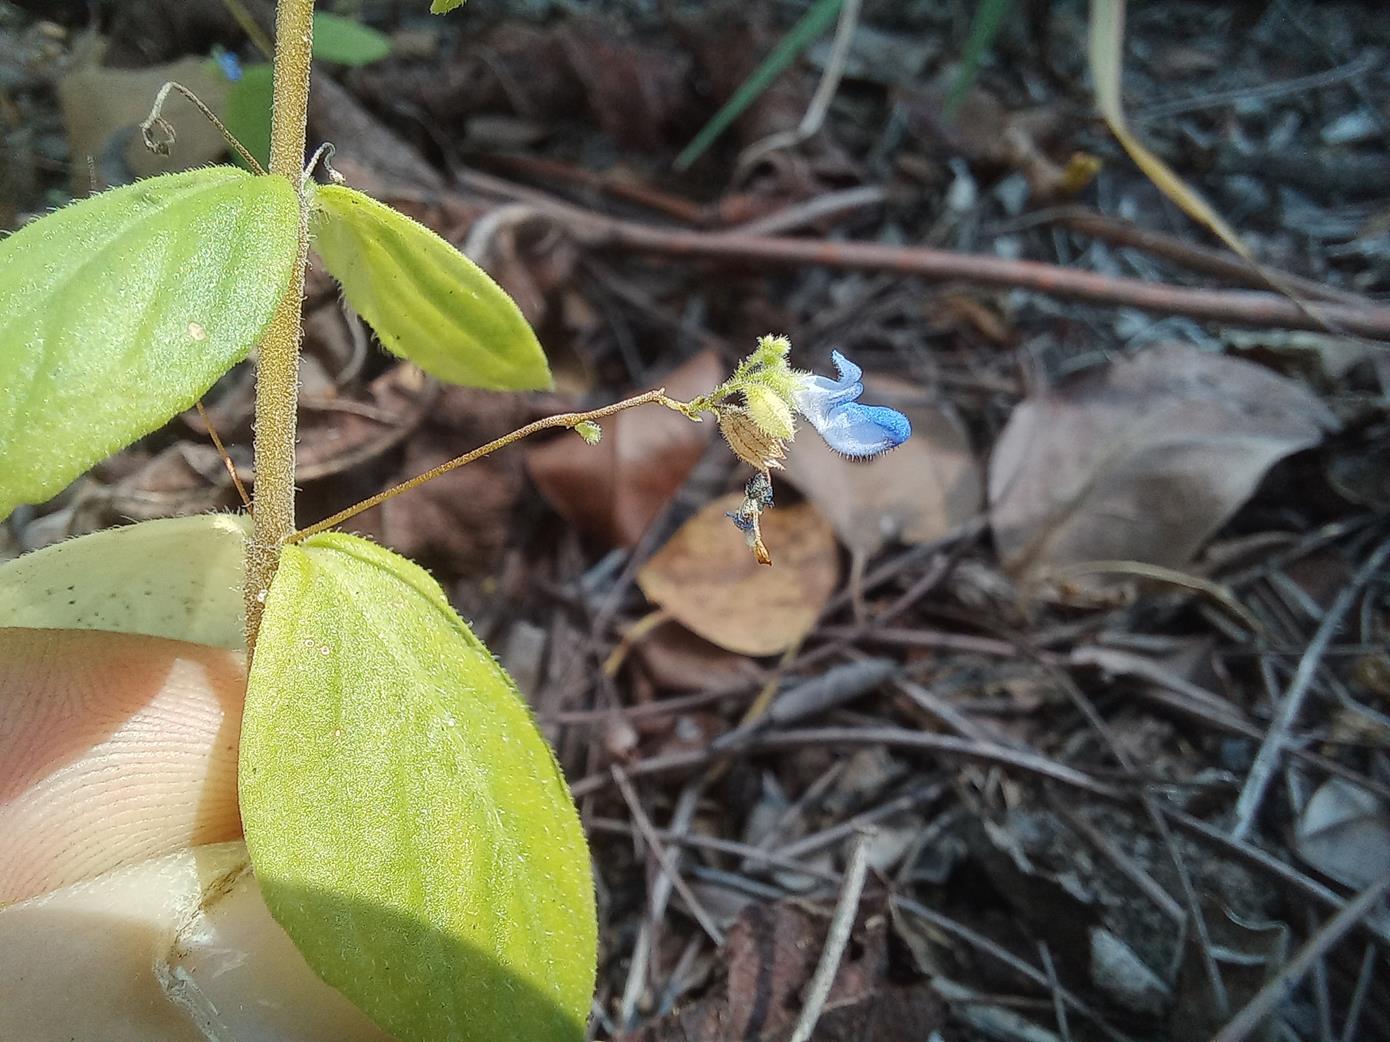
[244,0,314,655]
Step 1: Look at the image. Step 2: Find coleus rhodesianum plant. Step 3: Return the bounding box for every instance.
[0,1,908,1038]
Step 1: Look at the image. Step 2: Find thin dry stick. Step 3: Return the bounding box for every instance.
[788,831,871,1042]
[601,608,672,677]
[611,767,724,947]
[217,0,275,59]
[1231,534,1390,840]
[1339,942,1378,1042]
[444,166,1390,338]
[1041,559,1263,635]
[570,726,1122,799]
[587,817,843,884]
[728,185,886,237]
[1049,798,1184,924]
[194,401,250,507]
[1056,208,1370,307]
[776,783,946,865]
[1133,50,1379,121]
[891,896,1133,1042]
[1164,807,1390,951]
[291,388,690,542]
[589,222,1390,340]
[1038,941,1074,1042]
[614,780,705,1029]
[1212,874,1390,1042]
[1043,658,1230,1016]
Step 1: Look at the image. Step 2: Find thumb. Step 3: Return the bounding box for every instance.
[0,627,245,903]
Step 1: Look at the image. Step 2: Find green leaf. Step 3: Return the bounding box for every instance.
[430,0,467,13]
[0,168,298,520]
[0,514,249,649]
[309,183,550,390]
[312,12,392,66]
[239,533,595,1042]
[223,62,273,171]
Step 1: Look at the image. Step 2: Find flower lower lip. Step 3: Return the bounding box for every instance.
[793,351,911,458]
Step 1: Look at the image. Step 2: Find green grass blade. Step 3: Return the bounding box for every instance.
[946,0,1012,118]
[675,0,843,171]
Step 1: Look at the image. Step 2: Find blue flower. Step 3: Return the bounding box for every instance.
[792,351,911,458]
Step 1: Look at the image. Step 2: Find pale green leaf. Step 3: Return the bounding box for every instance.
[309,183,551,390]
[0,514,249,649]
[430,0,467,13]
[312,12,392,66]
[0,168,299,520]
[240,533,595,1042]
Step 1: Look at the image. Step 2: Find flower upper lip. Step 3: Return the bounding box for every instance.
[792,351,911,458]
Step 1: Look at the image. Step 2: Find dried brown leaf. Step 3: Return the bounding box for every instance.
[989,344,1337,582]
[633,621,761,692]
[637,495,838,656]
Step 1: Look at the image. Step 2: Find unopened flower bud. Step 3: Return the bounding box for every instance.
[742,384,795,441]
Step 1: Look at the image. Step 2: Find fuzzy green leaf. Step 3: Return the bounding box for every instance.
[0,514,249,649]
[309,183,550,390]
[430,0,467,13]
[0,168,298,520]
[239,533,595,1042]
[312,12,392,66]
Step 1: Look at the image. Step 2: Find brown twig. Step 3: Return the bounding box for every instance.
[482,154,707,225]
[1056,208,1373,307]
[611,767,724,947]
[438,169,1390,338]
[586,221,1390,339]
[587,817,843,884]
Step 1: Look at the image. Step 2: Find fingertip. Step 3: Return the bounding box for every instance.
[0,628,246,903]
